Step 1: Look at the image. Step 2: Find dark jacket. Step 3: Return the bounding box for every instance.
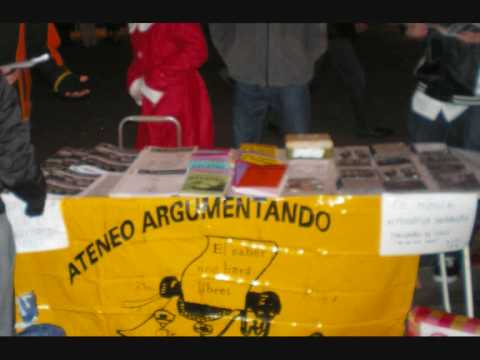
[416,23,480,105]
[0,76,46,215]
[209,23,328,87]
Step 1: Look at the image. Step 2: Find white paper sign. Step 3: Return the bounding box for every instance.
[380,193,478,256]
[3,193,69,254]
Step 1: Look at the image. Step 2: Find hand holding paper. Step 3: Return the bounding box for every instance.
[0,53,50,74]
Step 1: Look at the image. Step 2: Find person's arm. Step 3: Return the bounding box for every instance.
[405,23,429,39]
[209,23,236,62]
[406,23,480,44]
[0,76,45,216]
[25,23,90,98]
[455,31,480,44]
[305,23,329,61]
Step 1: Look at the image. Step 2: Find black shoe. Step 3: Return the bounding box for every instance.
[433,255,460,284]
[355,127,395,139]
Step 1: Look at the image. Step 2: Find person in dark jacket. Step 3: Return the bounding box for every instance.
[407,23,480,151]
[0,23,90,123]
[406,23,480,283]
[327,23,394,138]
[0,75,46,336]
[209,23,328,147]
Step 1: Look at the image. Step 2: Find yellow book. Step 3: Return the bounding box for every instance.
[240,143,278,158]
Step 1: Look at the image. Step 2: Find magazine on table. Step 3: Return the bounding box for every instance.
[414,143,480,191]
[81,174,124,197]
[282,159,336,196]
[126,146,196,175]
[334,145,383,194]
[370,142,428,192]
[334,146,373,167]
[335,167,385,194]
[110,172,186,197]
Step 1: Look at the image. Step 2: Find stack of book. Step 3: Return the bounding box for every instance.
[285,133,333,160]
[231,144,288,197]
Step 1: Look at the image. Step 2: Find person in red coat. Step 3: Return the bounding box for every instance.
[127,23,214,149]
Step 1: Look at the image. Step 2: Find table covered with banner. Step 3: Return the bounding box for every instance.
[13,195,419,336]
[9,142,480,336]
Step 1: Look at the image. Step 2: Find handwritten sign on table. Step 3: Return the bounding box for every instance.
[380,193,478,256]
[3,193,68,254]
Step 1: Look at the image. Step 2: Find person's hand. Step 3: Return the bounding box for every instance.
[4,70,20,85]
[355,23,368,33]
[25,203,44,217]
[406,23,429,39]
[456,31,480,44]
[63,75,90,98]
[55,72,91,98]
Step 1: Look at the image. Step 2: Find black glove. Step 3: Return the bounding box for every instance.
[54,71,90,97]
[12,171,47,217]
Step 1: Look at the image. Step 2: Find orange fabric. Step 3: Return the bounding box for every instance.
[15,23,64,121]
[16,23,30,122]
[47,23,64,66]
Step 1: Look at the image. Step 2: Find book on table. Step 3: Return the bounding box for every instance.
[230,161,288,197]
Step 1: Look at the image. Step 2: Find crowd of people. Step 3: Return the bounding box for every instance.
[1,22,480,336]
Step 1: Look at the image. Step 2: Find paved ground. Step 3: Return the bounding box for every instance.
[28,24,480,318]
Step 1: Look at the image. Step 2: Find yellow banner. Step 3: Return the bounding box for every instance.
[14,196,419,336]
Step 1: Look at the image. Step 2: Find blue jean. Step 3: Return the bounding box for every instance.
[232,81,311,148]
[408,105,480,152]
[17,324,66,336]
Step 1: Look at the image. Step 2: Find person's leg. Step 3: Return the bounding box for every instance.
[17,324,66,336]
[407,109,449,144]
[328,37,393,138]
[0,213,15,336]
[273,84,311,136]
[232,81,269,148]
[461,105,480,152]
[329,38,367,126]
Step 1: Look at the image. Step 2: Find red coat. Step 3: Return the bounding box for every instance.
[127,23,214,149]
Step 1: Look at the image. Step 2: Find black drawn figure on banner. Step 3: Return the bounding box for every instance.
[117,236,281,337]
